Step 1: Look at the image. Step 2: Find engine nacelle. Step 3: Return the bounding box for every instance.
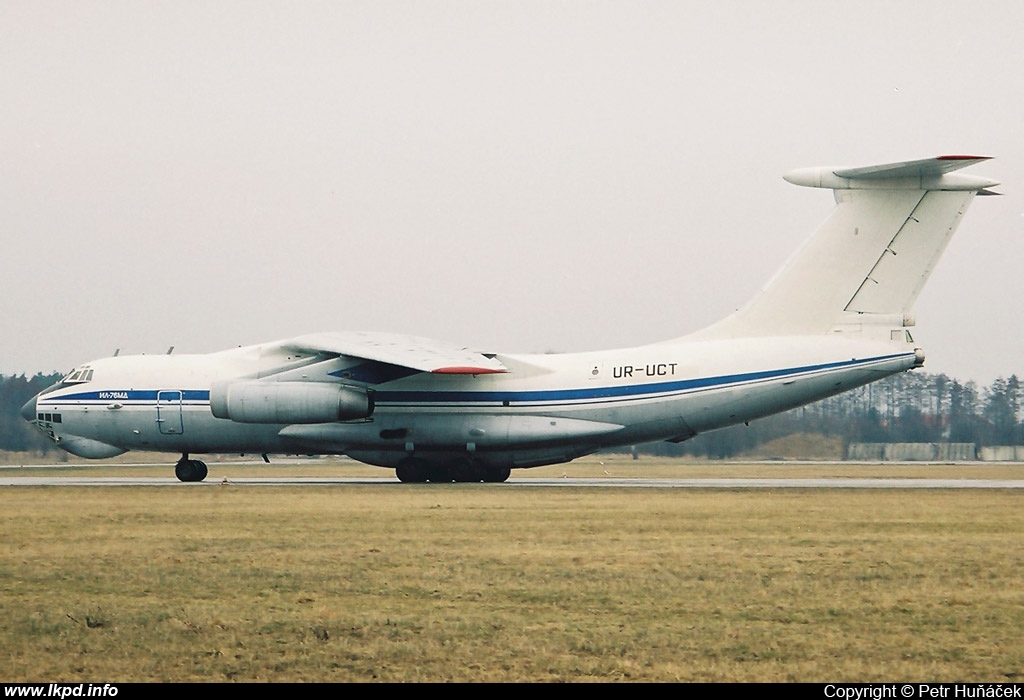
[210,381,373,424]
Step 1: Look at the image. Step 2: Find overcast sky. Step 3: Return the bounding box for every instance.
[2,1,1022,384]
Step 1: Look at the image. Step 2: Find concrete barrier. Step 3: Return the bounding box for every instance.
[847,443,977,461]
[978,445,1024,461]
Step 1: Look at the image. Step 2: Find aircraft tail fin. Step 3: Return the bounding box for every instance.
[690,155,997,341]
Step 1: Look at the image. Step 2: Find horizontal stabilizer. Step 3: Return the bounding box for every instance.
[784,155,998,191]
[834,155,991,179]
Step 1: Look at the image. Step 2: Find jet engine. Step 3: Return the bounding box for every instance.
[210,381,373,424]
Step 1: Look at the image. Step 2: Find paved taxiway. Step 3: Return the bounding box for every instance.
[1,475,1023,488]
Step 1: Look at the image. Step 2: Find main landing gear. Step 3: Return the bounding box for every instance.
[175,453,208,482]
[395,457,511,484]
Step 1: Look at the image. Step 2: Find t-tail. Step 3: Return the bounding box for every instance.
[692,155,999,343]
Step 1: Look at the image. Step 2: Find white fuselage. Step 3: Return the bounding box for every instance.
[30,334,917,470]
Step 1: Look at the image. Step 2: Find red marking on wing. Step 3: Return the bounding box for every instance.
[431,366,508,375]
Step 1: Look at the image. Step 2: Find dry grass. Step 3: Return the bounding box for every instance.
[1,475,1023,682]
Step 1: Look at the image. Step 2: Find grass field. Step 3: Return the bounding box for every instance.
[1,456,1023,682]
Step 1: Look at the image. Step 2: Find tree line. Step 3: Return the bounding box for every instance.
[1,370,1022,457]
[648,371,1024,458]
[0,372,64,453]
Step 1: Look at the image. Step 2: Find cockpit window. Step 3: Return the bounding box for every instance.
[36,365,97,398]
[60,367,94,384]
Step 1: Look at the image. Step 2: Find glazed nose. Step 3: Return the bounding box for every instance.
[20,395,37,422]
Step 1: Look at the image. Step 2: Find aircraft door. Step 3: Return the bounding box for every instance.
[156,390,184,435]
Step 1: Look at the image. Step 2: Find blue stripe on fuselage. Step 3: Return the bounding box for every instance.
[37,354,911,408]
[38,389,210,403]
[374,353,912,405]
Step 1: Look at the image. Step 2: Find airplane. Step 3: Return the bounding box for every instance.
[21,155,999,483]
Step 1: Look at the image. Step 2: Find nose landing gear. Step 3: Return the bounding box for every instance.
[174,454,208,482]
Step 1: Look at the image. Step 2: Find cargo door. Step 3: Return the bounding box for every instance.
[156,390,184,435]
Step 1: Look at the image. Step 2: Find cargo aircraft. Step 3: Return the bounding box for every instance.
[22,156,998,482]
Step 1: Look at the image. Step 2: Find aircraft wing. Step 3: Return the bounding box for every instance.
[277,331,509,374]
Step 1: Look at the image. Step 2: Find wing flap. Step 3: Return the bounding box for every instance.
[278,331,509,374]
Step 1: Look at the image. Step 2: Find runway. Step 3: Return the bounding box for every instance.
[2,475,1023,488]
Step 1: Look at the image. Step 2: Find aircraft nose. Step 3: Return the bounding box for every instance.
[20,395,37,423]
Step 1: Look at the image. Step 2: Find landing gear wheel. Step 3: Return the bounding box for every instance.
[396,458,430,483]
[426,464,454,483]
[484,467,511,483]
[450,459,487,483]
[174,458,208,482]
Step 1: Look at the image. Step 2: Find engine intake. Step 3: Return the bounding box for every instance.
[210,381,373,424]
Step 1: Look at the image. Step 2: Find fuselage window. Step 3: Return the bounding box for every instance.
[52,414,62,423]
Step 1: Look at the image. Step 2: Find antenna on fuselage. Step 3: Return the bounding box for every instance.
[113,349,120,357]
[166,346,174,355]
